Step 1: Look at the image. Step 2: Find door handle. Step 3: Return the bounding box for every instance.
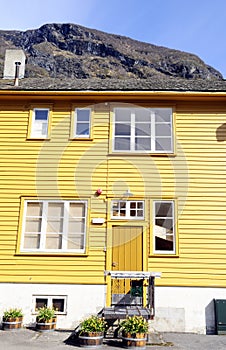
[112,262,118,267]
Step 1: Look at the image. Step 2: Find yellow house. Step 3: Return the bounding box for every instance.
[0,68,226,333]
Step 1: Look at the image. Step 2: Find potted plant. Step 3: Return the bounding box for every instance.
[120,316,149,348]
[2,308,24,330]
[78,315,106,347]
[36,306,57,331]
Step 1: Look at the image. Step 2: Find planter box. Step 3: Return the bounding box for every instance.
[122,332,147,349]
[79,331,104,347]
[2,316,23,330]
[36,316,57,331]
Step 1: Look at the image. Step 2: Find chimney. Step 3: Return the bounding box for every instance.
[3,49,26,81]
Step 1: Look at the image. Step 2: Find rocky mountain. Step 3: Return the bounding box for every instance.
[0,23,223,81]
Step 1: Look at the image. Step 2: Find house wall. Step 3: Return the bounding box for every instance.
[0,282,106,329]
[0,101,108,286]
[0,95,226,332]
[149,102,226,288]
[151,286,226,334]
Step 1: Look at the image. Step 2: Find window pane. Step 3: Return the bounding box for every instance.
[70,203,85,217]
[155,138,172,151]
[115,123,131,136]
[25,219,42,233]
[35,109,48,121]
[36,298,48,309]
[33,121,48,137]
[155,236,174,251]
[77,109,90,121]
[155,108,172,123]
[27,202,42,216]
[137,202,143,209]
[112,201,120,216]
[24,234,40,249]
[114,137,130,150]
[47,203,64,232]
[135,137,151,150]
[135,123,151,136]
[32,109,49,138]
[155,202,172,217]
[47,219,63,233]
[48,203,64,217]
[45,234,62,249]
[115,109,131,122]
[67,234,84,249]
[156,218,173,231]
[68,219,85,233]
[76,123,90,136]
[155,124,171,137]
[135,108,151,122]
[120,202,126,209]
[52,299,65,312]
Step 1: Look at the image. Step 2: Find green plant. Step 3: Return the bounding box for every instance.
[80,315,106,333]
[120,316,148,334]
[36,306,56,322]
[3,308,23,319]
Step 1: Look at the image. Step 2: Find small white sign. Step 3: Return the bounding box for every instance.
[92,218,105,224]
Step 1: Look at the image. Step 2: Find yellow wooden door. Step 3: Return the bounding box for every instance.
[112,226,143,304]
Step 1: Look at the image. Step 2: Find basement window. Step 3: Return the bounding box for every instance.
[33,295,67,314]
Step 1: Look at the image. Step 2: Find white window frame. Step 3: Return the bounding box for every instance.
[112,107,173,153]
[74,108,91,138]
[21,200,87,253]
[33,295,67,315]
[111,200,144,220]
[30,108,50,138]
[153,200,175,254]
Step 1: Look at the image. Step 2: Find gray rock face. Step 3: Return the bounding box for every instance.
[0,23,223,80]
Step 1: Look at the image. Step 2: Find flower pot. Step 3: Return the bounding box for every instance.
[36,316,57,331]
[79,331,104,347]
[2,316,23,330]
[122,332,147,349]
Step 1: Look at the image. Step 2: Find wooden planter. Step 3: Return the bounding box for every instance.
[2,316,23,330]
[36,316,57,331]
[122,332,147,349]
[78,331,104,347]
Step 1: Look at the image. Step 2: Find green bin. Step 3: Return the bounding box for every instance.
[215,299,226,334]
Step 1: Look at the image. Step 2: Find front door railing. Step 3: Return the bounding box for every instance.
[104,271,161,318]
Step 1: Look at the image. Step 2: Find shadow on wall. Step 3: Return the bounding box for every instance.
[205,300,216,334]
[216,124,226,142]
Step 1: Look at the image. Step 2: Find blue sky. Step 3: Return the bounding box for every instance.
[1,0,226,77]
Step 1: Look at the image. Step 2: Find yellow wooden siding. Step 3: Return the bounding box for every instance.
[0,103,108,284]
[0,99,226,288]
[149,110,226,287]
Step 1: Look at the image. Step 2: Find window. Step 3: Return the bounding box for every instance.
[111,200,144,219]
[21,200,87,253]
[74,108,91,138]
[153,200,175,254]
[113,107,173,153]
[33,295,67,314]
[30,108,50,138]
